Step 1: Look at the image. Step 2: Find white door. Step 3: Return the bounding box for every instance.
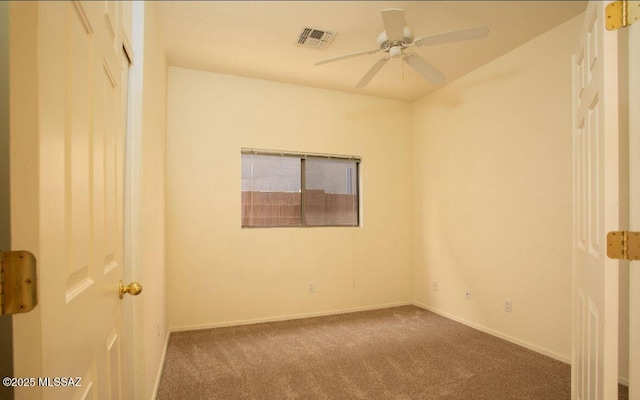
[9,2,135,399]
[572,2,621,399]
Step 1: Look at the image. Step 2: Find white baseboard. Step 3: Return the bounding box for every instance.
[169,301,413,333]
[412,301,571,364]
[151,330,171,400]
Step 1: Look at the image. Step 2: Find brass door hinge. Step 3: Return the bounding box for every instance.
[606,1,640,30]
[607,231,640,260]
[0,251,38,315]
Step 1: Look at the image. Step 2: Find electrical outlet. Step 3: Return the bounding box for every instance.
[504,299,512,312]
[433,281,439,291]
[465,288,471,300]
[309,283,315,294]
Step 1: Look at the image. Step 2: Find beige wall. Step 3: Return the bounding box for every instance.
[410,15,583,362]
[165,13,589,367]
[166,67,413,329]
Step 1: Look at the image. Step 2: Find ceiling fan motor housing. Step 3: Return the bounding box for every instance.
[377,27,414,52]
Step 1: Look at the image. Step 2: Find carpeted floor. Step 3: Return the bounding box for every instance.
[157,305,623,399]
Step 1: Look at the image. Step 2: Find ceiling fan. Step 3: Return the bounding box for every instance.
[315,8,489,88]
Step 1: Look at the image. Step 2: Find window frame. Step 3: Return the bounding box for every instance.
[241,148,361,228]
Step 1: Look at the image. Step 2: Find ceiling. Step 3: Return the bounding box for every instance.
[157,1,586,103]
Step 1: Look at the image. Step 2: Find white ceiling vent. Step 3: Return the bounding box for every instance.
[297,27,335,49]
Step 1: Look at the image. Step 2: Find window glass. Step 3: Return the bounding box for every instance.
[305,157,358,226]
[241,154,301,227]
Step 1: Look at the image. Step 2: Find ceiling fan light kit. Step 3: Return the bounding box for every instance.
[389,46,404,59]
[315,8,489,88]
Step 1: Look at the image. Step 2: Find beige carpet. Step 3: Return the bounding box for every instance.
[157,305,620,399]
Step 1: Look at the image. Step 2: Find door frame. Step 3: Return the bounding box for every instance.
[627,17,640,399]
[0,2,14,400]
[123,1,146,398]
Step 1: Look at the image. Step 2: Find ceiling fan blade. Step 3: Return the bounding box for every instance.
[413,26,489,47]
[355,57,389,88]
[315,48,380,66]
[403,53,445,85]
[381,8,406,41]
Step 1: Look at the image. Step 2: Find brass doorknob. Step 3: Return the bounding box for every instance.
[119,280,143,299]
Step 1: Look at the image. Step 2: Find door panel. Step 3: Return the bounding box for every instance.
[67,1,93,298]
[10,2,129,399]
[572,2,620,399]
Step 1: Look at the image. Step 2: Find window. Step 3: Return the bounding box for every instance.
[241,154,302,227]
[241,150,360,227]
